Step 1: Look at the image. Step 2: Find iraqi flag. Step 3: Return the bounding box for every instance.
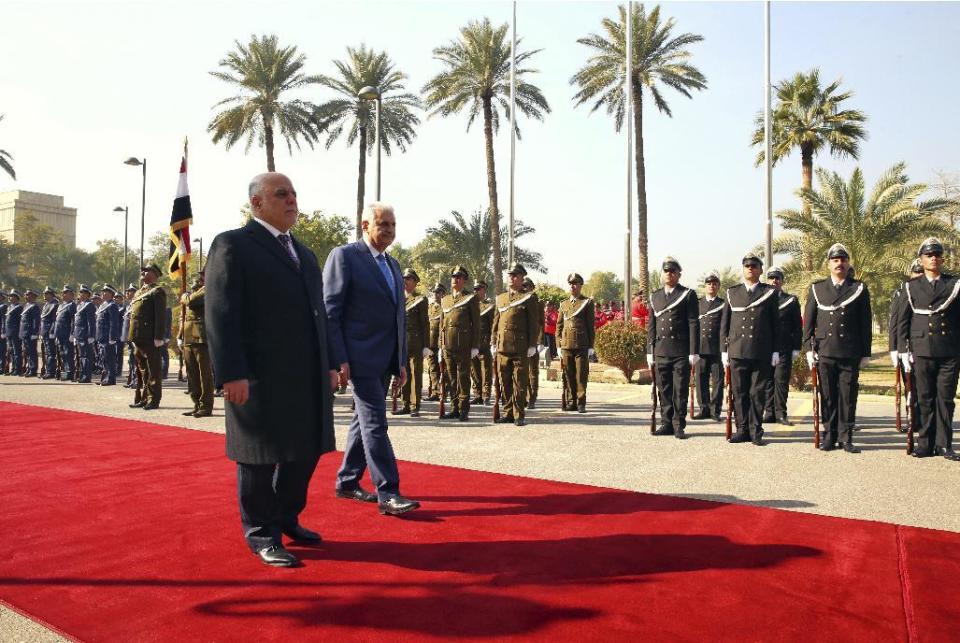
[168,142,193,278]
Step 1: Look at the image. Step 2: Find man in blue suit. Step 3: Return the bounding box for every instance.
[54,286,77,381]
[324,202,420,516]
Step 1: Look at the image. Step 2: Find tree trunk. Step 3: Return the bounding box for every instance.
[355,126,367,241]
[265,123,276,172]
[633,85,649,300]
[801,143,814,270]
[482,96,504,294]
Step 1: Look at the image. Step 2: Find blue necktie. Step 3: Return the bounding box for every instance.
[376,254,396,302]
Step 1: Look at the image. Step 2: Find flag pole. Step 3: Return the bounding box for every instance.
[178,137,189,381]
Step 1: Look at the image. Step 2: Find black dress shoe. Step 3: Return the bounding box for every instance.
[183,409,199,416]
[458,409,470,422]
[497,416,515,424]
[282,524,322,543]
[255,545,300,567]
[819,442,836,451]
[391,407,410,415]
[409,408,420,418]
[762,415,776,424]
[527,400,536,409]
[565,404,577,412]
[515,417,526,427]
[675,427,687,440]
[578,404,586,414]
[470,396,483,405]
[752,436,766,446]
[653,426,674,436]
[935,447,960,461]
[379,495,420,515]
[777,417,794,426]
[142,403,159,410]
[129,401,145,408]
[711,413,724,423]
[691,410,710,420]
[194,410,213,418]
[911,450,932,459]
[182,389,191,394]
[728,433,750,443]
[425,394,440,402]
[842,442,860,454]
[441,410,461,420]
[335,485,378,503]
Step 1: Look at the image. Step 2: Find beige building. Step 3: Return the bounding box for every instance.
[0,190,78,248]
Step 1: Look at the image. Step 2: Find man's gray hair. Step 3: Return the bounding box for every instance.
[362,202,395,224]
[248,174,267,200]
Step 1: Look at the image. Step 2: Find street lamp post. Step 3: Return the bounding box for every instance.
[113,206,129,288]
[193,237,203,271]
[358,86,381,201]
[124,157,147,268]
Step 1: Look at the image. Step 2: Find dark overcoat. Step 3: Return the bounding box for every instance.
[205,220,335,464]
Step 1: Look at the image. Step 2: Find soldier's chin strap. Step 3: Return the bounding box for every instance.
[810,282,864,312]
[726,286,776,312]
[652,288,693,318]
[905,279,960,315]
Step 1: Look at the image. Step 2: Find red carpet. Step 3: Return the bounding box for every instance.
[0,401,957,642]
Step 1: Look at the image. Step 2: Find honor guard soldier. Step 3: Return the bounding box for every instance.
[122,284,138,387]
[95,285,121,385]
[693,272,725,421]
[180,271,214,417]
[397,268,430,417]
[40,287,59,379]
[426,283,447,401]
[439,266,481,421]
[161,306,173,379]
[895,238,960,461]
[3,290,23,375]
[114,292,126,377]
[492,263,541,426]
[73,285,97,383]
[0,292,7,374]
[54,286,76,381]
[803,243,872,453]
[522,277,545,408]
[763,267,802,425]
[888,259,923,434]
[471,280,494,405]
[721,253,780,445]
[128,264,167,410]
[647,257,699,438]
[20,289,41,376]
[557,272,595,413]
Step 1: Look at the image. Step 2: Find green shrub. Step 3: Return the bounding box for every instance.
[595,320,647,382]
[790,352,810,391]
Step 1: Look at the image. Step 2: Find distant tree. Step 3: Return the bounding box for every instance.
[314,45,421,238]
[0,115,14,180]
[583,271,624,303]
[290,210,351,268]
[91,239,138,288]
[208,34,320,171]
[422,17,551,293]
[534,282,567,307]
[696,266,740,295]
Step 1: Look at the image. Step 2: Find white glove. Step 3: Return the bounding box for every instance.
[646,354,654,366]
[471,348,480,359]
[900,353,913,373]
[771,352,780,367]
[108,340,116,345]
[688,354,700,366]
[177,338,183,348]
[792,350,800,361]
[526,346,536,358]
[153,339,164,347]
[87,337,94,344]
[31,335,38,340]
[163,339,170,345]
[180,293,190,304]
[422,348,431,358]
[69,335,74,343]
[491,346,497,355]
[806,351,817,369]
[50,332,55,339]
[721,352,729,368]
[889,351,899,367]
[588,348,595,358]
[859,357,871,369]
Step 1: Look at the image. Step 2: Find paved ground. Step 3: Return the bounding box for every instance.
[1,372,957,640]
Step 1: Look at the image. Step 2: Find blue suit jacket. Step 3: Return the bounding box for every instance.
[95,302,121,343]
[323,239,407,379]
[54,301,76,341]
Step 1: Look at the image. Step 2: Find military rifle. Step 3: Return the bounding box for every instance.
[688,363,696,419]
[649,364,658,435]
[894,365,902,433]
[724,365,733,441]
[40,339,47,378]
[492,352,501,422]
[905,373,914,455]
[811,362,821,449]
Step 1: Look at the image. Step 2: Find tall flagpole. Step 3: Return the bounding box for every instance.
[764,0,773,268]
[508,0,517,268]
[178,137,189,382]
[624,1,634,315]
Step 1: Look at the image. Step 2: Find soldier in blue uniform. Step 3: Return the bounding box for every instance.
[114,292,126,377]
[95,284,122,386]
[40,287,59,379]
[763,267,803,425]
[802,244,872,453]
[19,289,41,376]
[54,286,77,381]
[693,271,725,421]
[122,284,138,387]
[73,284,97,383]
[4,290,23,376]
[0,292,7,374]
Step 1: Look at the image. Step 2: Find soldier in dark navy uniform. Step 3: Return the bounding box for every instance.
[95,285,122,385]
[763,267,802,425]
[54,286,76,381]
[693,271,725,421]
[803,243,872,453]
[720,253,780,445]
[4,290,23,375]
[888,260,923,434]
[646,257,699,439]
[20,289,41,376]
[0,292,7,374]
[40,287,59,379]
[73,285,97,383]
[114,292,126,377]
[895,238,960,461]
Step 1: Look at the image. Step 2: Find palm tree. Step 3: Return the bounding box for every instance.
[208,34,320,171]
[0,115,14,180]
[752,69,867,205]
[571,3,707,299]
[416,209,545,287]
[314,45,421,239]
[422,17,551,293]
[773,163,954,303]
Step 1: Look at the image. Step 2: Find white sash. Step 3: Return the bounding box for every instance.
[905,279,960,316]
[778,296,797,310]
[811,282,864,312]
[480,304,494,317]
[698,302,723,320]
[727,286,776,312]
[442,293,475,314]
[405,296,425,312]
[497,292,533,313]
[652,289,692,318]
[128,285,158,306]
[562,297,593,321]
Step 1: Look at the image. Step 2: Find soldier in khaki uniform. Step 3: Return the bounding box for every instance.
[492,263,540,426]
[180,271,214,417]
[557,272,596,413]
[522,277,545,408]
[426,283,447,401]
[471,280,494,404]
[127,264,167,410]
[397,269,430,417]
[440,266,481,421]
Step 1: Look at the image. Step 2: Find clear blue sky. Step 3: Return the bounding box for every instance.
[1,1,958,286]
